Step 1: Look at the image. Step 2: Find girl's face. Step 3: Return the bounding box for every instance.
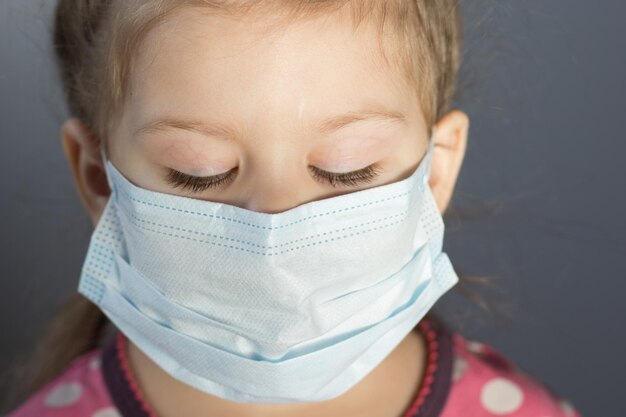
[59,6,469,410]
[63,6,468,221]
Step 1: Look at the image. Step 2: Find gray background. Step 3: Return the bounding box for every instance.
[1,1,624,416]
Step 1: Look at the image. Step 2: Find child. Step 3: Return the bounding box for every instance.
[5,1,583,416]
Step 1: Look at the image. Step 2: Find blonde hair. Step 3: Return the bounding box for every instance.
[4,0,470,412]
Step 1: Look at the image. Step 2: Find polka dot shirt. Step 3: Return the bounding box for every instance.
[6,317,583,417]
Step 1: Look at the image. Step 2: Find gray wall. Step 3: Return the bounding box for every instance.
[1,1,624,416]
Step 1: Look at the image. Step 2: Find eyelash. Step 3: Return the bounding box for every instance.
[308,164,382,188]
[165,164,382,192]
[166,168,237,192]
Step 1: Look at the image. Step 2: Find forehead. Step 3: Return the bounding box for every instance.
[123,5,418,132]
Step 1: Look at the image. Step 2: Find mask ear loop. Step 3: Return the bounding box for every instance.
[99,147,116,199]
[423,125,437,185]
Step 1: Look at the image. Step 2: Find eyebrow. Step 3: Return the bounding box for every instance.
[133,105,407,140]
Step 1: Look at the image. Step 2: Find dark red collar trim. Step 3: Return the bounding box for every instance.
[406,315,454,417]
[101,331,154,417]
[101,316,453,417]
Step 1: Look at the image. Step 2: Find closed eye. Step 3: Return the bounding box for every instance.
[165,168,237,192]
[165,164,383,193]
[308,164,382,188]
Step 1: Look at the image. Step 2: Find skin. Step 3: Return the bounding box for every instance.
[60,6,469,417]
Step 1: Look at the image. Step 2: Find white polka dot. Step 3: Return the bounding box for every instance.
[452,356,468,381]
[466,340,485,354]
[89,356,101,370]
[92,407,122,417]
[559,399,575,416]
[43,382,83,407]
[480,377,524,415]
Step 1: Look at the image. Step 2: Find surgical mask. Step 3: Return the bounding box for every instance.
[78,130,459,403]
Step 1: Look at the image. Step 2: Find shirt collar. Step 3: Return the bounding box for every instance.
[100,315,453,417]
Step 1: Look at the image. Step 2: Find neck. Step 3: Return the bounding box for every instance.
[125,329,426,417]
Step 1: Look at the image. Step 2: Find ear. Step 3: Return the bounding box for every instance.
[428,109,469,214]
[60,118,111,226]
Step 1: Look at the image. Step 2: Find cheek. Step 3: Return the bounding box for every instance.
[377,138,428,183]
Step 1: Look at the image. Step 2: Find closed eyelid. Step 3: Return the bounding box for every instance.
[163,163,383,193]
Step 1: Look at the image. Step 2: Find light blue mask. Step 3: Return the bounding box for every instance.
[78,131,458,403]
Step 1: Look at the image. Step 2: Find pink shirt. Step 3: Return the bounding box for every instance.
[6,317,583,417]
